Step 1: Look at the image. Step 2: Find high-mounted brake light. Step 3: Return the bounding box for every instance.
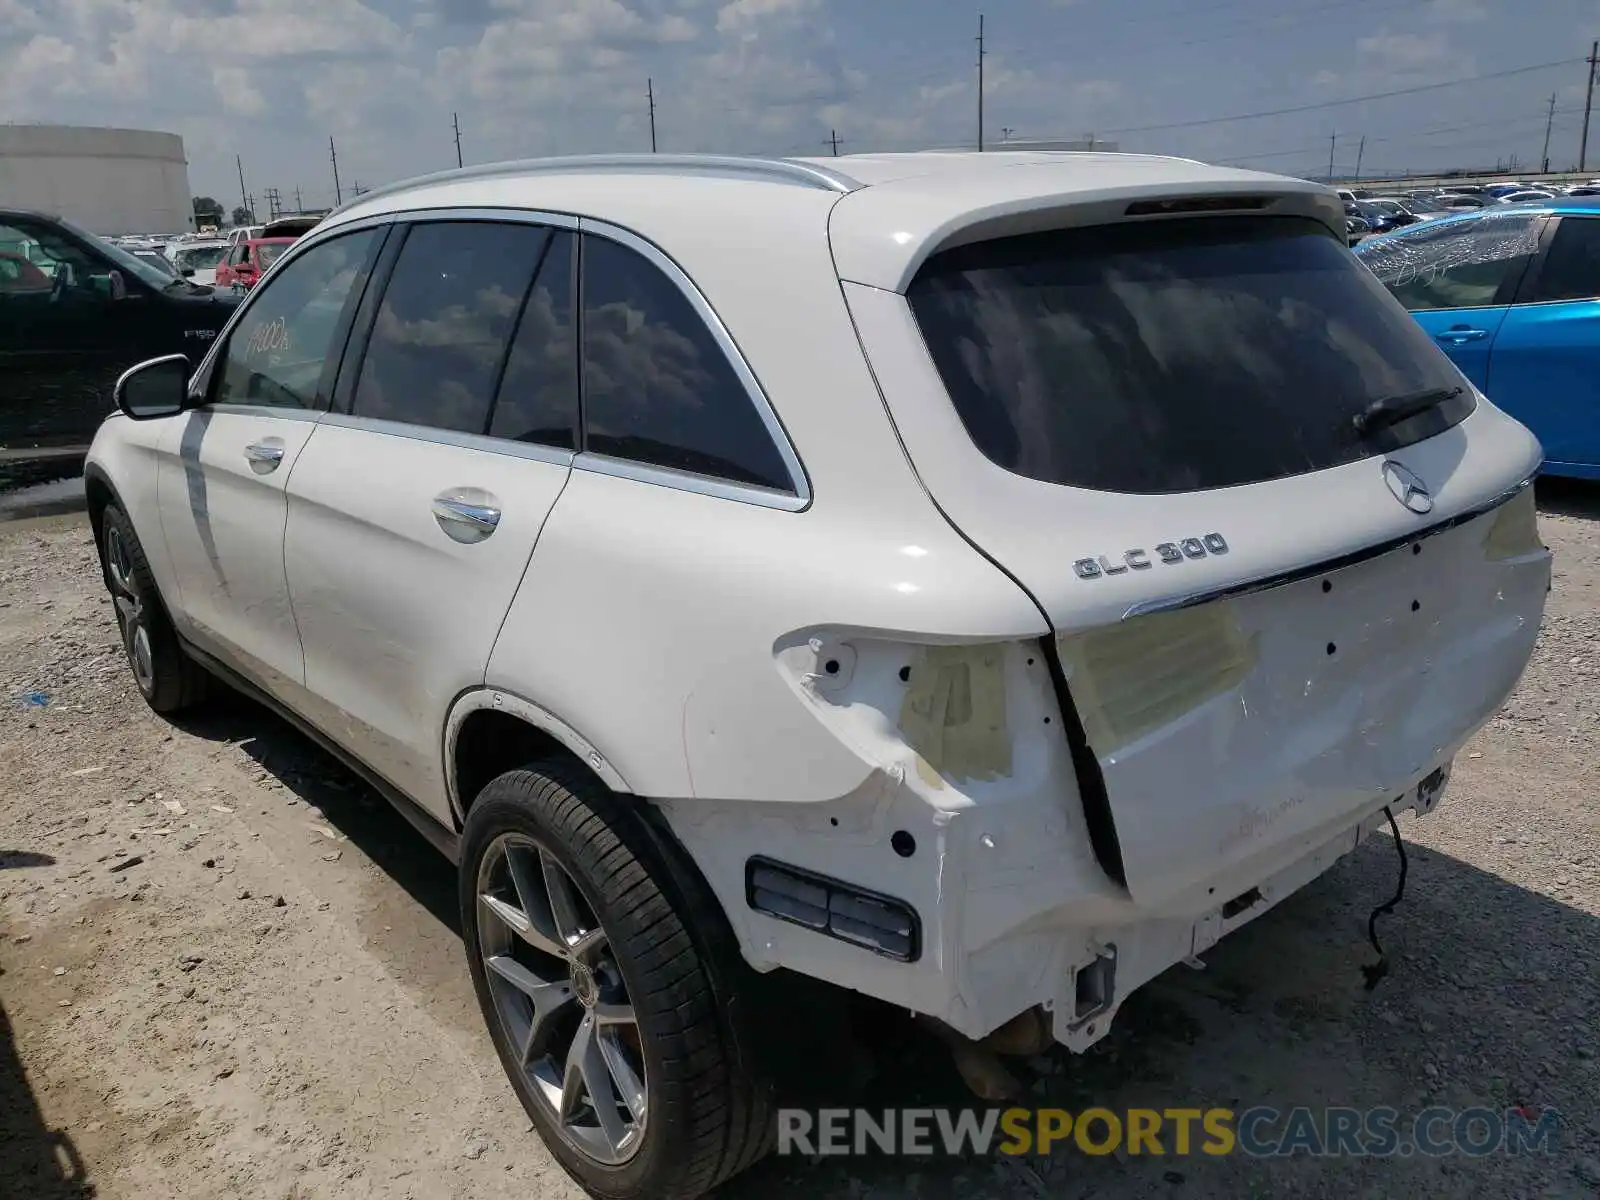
[1124,195,1276,216]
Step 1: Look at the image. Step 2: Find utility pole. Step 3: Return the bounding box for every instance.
[1327,131,1337,182]
[329,135,342,206]
[236,154,249,218]
[1582,40,1598,173]
[264,187,281,220]
[1543,93,1558,174]
[1354,135,1365,180]
[294,185,303,214]
[247,194,256,222]
[1001,126,1014,142]
[826,129,842,156]
[975,14,986,152]
[647,78,658,153]
[453,112,463,169]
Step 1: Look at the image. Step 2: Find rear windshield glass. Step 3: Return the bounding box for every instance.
[907,215,1471,494]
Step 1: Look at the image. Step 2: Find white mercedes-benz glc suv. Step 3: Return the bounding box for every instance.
[85,151,1550,1199]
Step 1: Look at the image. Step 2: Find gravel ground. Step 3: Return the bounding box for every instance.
[1,487,1597,1200]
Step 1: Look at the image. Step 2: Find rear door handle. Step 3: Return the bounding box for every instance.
[244,442,285,470]
[432,494,502,544]
[1436,327,1489,344]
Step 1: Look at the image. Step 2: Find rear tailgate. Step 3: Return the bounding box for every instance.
[843,200,1552,907]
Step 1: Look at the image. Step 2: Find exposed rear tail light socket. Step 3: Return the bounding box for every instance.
[1221,886,1264,920]
[1071,945,1118,1025]
[890,830,917,858]
[745,857,921,961]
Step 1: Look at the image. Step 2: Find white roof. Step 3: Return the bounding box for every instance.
[320,151,1341,294]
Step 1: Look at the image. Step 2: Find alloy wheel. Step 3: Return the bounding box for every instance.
[477,833,647,1165]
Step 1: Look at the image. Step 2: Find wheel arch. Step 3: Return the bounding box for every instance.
[444,689,635,827]
[82,462,120,588]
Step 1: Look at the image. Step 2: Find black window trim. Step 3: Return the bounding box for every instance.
[1509,213,1599,307]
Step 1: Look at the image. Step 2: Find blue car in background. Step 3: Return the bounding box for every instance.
[1355,198,1600,479]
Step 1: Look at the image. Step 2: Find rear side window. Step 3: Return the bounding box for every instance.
[353,221,549,435]
[908,216,1471,495]
[1358,213,1540,311]
[1526,217,1600,302]
[581,235,792,492]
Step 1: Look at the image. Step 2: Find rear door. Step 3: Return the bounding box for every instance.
[1485,214,1600,474]
[283,217,577,820]
[1355,211,1545,389]
[849,211,1551,906]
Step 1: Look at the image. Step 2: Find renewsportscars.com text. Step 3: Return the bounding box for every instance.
[777,1106,1561,1159]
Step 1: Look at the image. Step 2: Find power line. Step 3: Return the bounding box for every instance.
[1053,57,1582,139]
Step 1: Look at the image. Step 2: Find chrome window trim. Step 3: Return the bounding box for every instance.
[207,403,321,424]
[316,410,577,467]
[576,216,812,509]
[574,450,807,512]
[195,205,812,509]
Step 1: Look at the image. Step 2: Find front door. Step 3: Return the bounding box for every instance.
[155,226,384,699]
[285,219,577,818]
[1486,213,1600,475]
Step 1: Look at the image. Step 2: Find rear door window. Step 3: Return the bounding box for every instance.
[1524,216,1600,302]
[908,215,1473,495]
[351,221,550,435]
[1357,213,1541,311]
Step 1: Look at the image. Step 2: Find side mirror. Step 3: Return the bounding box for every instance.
[181,266,196,278]
[115,354,190,420]
[107,270,127,301]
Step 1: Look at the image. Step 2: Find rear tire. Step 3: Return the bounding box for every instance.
[460,761,773,1200]
[101,503,209,714]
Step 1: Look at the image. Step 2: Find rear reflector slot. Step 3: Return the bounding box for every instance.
[1220,886,1263,920]
[746,857,921,962]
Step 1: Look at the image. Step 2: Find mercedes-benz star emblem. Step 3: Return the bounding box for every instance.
[1382,461,1433,514]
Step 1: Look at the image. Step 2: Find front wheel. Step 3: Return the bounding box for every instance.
[101,503,209,713]
[460,762,773,1200]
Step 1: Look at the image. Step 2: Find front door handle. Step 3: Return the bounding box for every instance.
[432,493,502,544]
[1436,326,1489,344]
[244,441,286,471]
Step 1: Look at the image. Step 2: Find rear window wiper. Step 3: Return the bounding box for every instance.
[1352,386,1464,438]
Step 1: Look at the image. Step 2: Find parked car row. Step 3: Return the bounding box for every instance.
[1354,195,1600,479]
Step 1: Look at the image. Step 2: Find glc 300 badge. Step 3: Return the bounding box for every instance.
[1073,533,1229,580]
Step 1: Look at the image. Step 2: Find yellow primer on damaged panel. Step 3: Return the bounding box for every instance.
[1059,603,1257,756]
[898,645,1013,783]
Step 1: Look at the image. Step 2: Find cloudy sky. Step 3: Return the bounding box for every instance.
[2,0,1597,211]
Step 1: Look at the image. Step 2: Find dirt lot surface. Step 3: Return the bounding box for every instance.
[2,490,1598,1200]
